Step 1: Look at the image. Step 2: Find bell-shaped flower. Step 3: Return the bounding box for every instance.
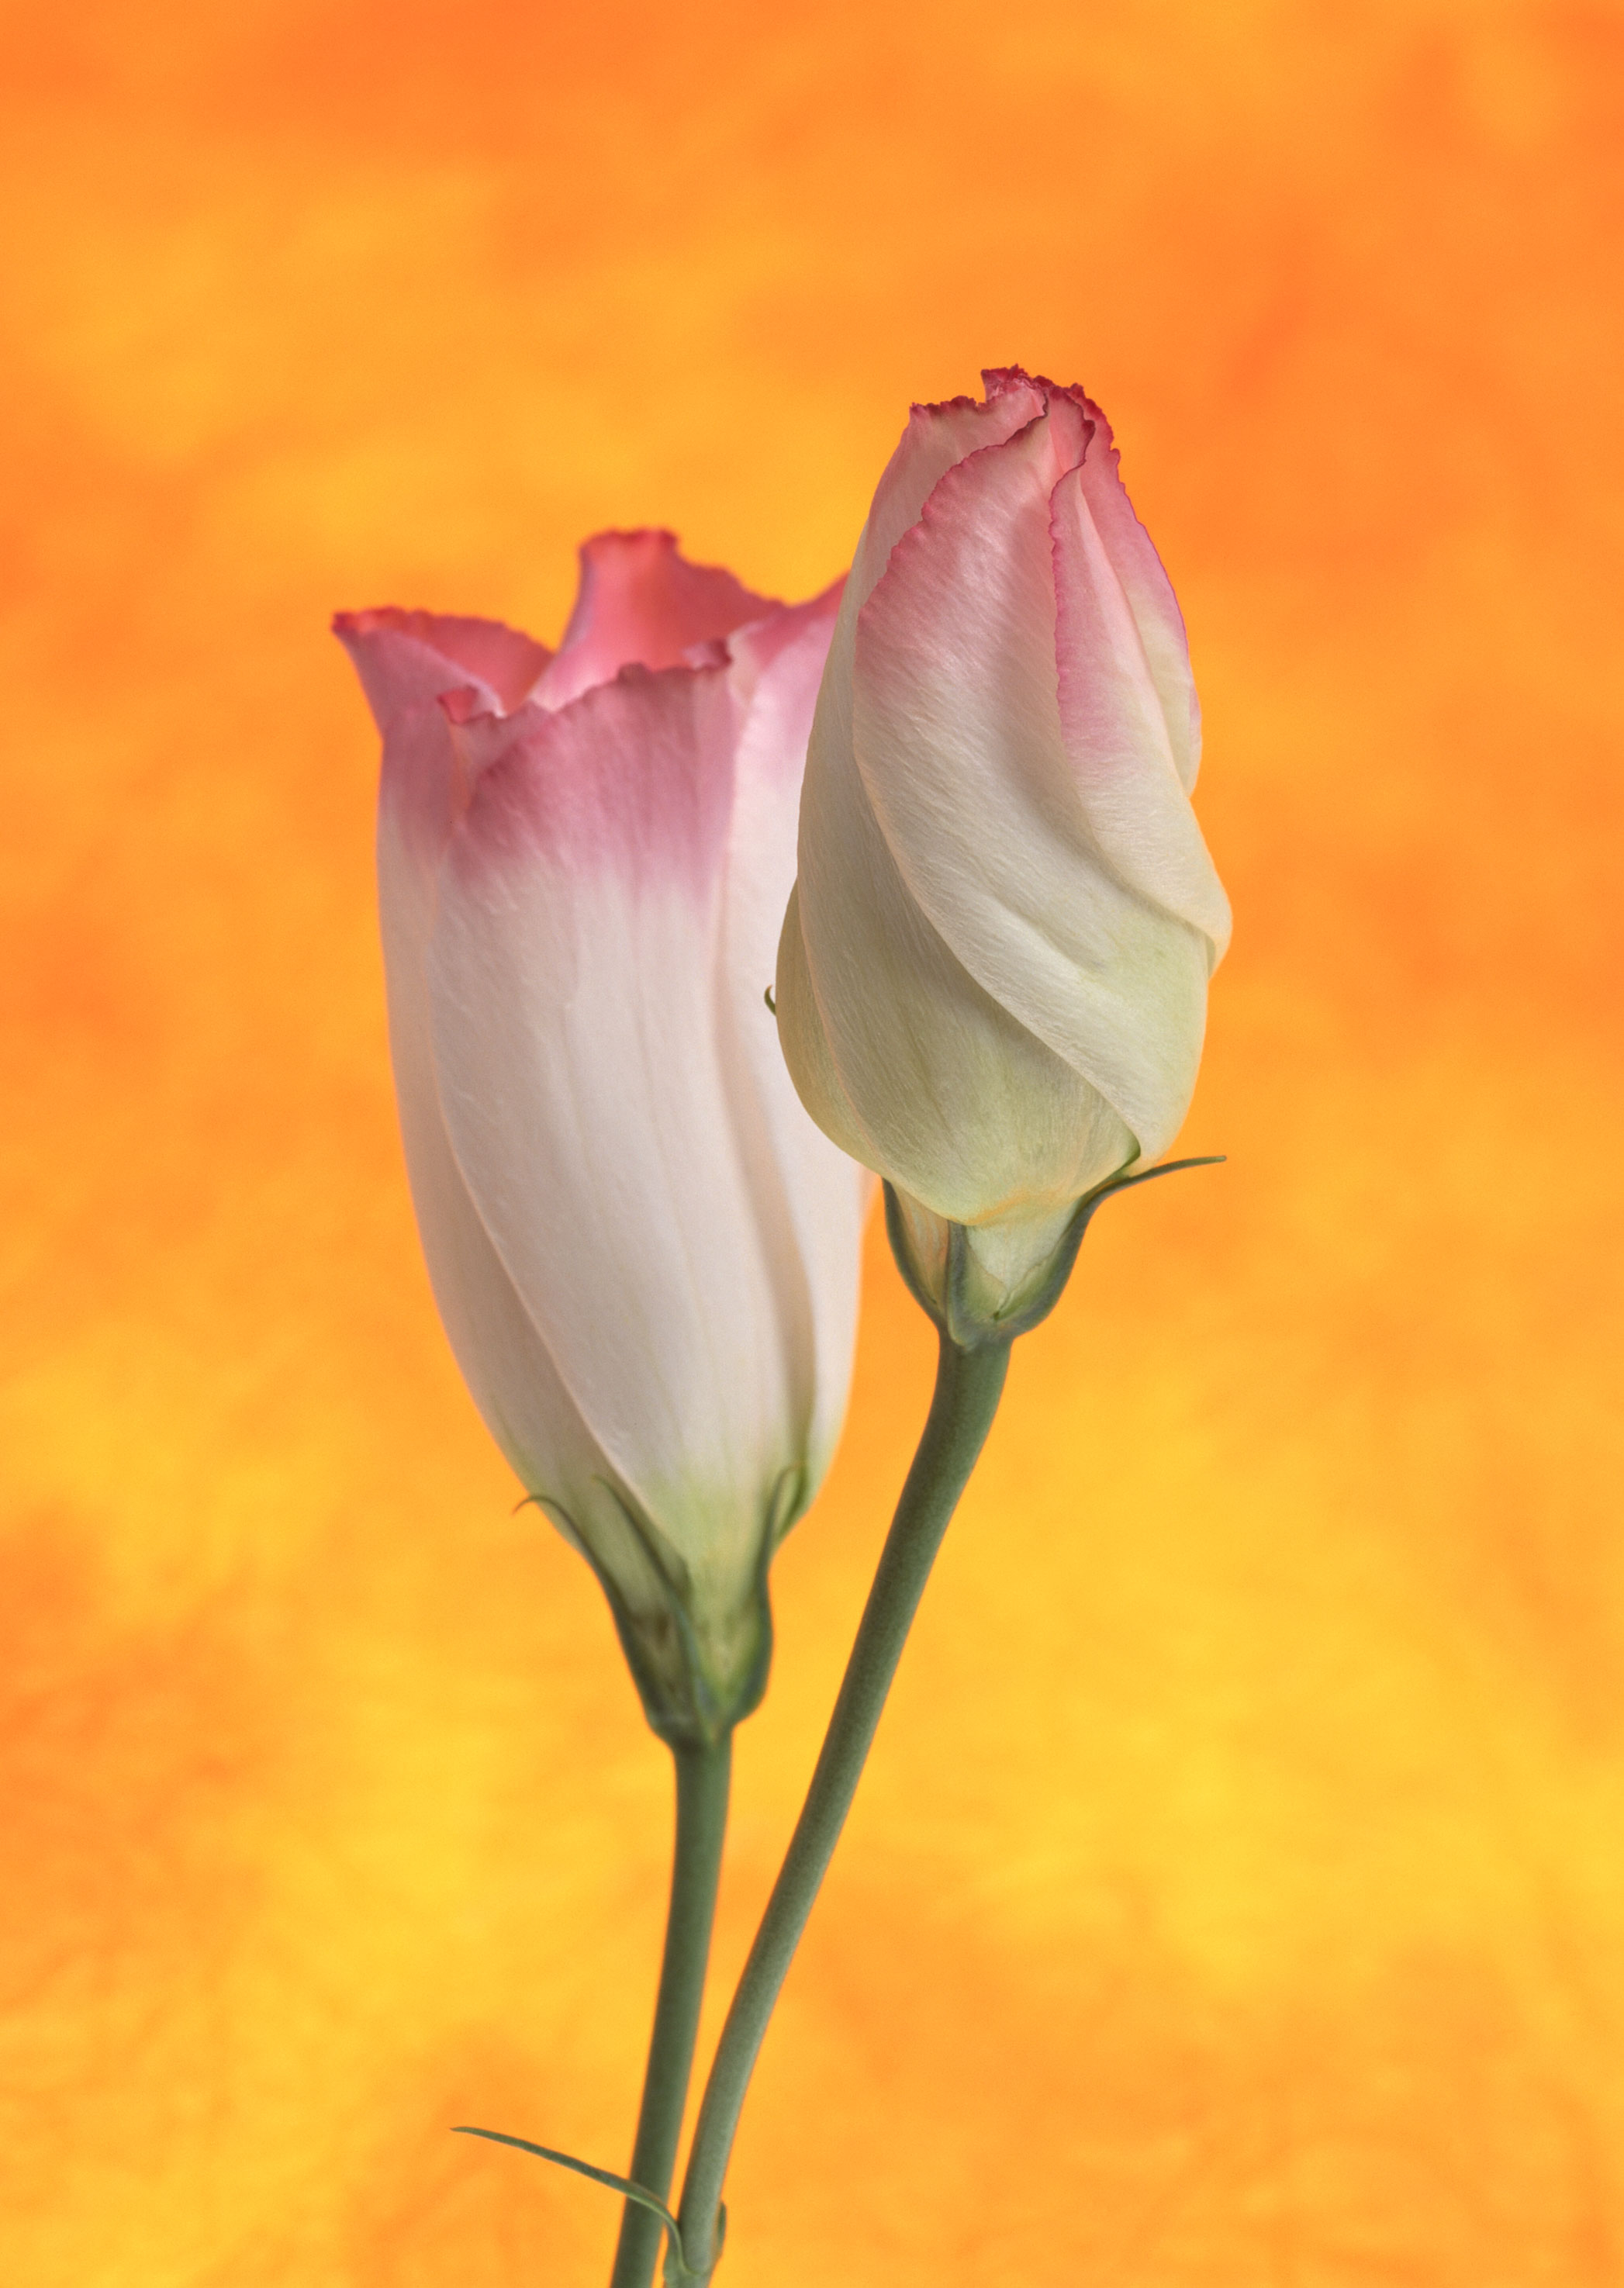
[337,533,869,1745]
[776,368,1231,1328]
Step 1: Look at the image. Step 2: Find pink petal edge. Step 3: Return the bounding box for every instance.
[540,529,782,710]
[333,607,553,726]
[444,655,742,897]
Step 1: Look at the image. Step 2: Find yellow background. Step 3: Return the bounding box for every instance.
[5,2,1623,2280]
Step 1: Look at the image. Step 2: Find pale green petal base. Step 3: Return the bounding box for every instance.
[887,1187,1086,1328]
[886,1156,1225,1350]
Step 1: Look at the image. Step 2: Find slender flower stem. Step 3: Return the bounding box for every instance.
[608,1735,733,2288]
[674,1331,1012,2281]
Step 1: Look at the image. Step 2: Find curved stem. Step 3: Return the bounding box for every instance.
[675,1331,1011,2280]
[608,1735,732,2288]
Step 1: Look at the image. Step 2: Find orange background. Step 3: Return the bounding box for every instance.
[5,2,1623,2282]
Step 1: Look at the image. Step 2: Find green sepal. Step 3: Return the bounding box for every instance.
[524,1467,802,1752]
[884,1156,1227,1350]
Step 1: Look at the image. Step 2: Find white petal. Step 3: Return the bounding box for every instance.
[423,663,811,1613]
[365,683,672,1627]
[720,594,872,1501]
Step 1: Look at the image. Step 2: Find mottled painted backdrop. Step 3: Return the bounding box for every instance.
[5,2,1622,2282]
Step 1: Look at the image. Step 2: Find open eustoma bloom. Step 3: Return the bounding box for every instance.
[336,534,869,1747]
[776,365,1231,1327]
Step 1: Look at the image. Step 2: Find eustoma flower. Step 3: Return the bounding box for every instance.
[670,379,1231,2283]
[336,534,868,1749]
[776,365,1230,1332]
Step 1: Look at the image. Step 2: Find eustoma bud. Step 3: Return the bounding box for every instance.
[337,534,869,1747]
[776,366,1231,1332]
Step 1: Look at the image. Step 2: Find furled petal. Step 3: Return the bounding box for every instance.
[848,395,1211,1165]
[783,554,1135,1225]
[845,381,1042,622]
[423,662,816,1626]
[1050,462,1232,963]
[982,370,1204,792]
[1063,390,1205,794]
[537,529,779,710]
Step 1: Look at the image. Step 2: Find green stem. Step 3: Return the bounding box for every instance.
[608,1735,733,2288]
[674,1330,1011,2281]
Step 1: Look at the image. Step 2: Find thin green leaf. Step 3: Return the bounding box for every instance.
[453,2125,682,2247]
